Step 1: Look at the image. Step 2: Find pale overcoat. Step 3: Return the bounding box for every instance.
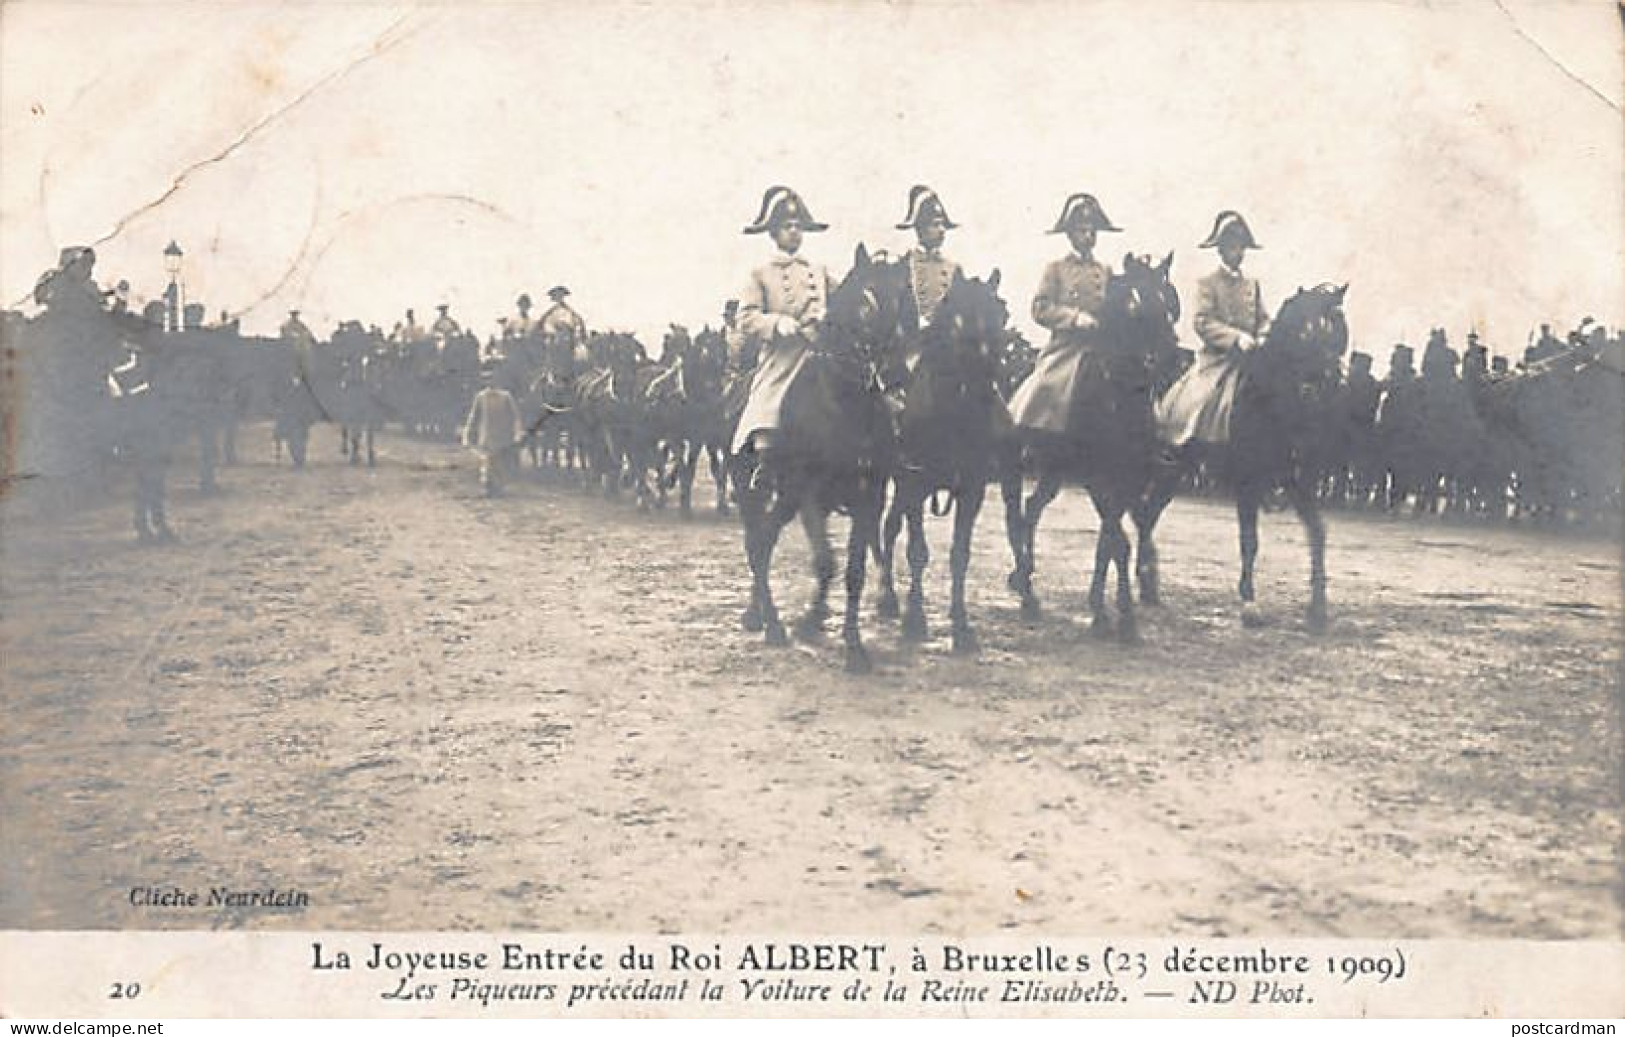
[1008,252,1110,433]
[1155,264,1271,446]
[730,251,835,453]
[462,386,522,455]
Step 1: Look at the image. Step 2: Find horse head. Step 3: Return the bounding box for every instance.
[688,326,727,392]
[1264,282,1350,369]
[921,268,1010,389]
[826,243,910,369]
[1097,252,1182,382]
[662,323,692,366]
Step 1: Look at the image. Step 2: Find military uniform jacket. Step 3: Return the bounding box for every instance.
[506,313,536,339]
[906,247,961,329]
[1008,253,1109,434]
[731,251,836,453]
[281,317,317,358]
[538,303,587,346]
[1192,265,1270,359]
[901,247,963,372]
[1154,263,1271,447]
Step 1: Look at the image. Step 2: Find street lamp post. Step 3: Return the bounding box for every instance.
[162,240,184,333]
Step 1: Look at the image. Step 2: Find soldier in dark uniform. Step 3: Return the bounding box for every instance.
[281,309,315,350]
[1530,322,1564,363]
[431,303,462,341]
[29,246,126,489]
[113,302,178,542]
[1335,350,1383,506]
[273,311,322,467]
[1377,342,1421,511]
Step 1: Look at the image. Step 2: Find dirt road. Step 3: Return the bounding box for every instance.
[2,425,1619,937]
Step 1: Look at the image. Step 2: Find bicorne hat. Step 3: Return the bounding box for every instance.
[896,185,958,230]
[548,286,571,301]
[743,186,828,235]
[1200,210,1261,249]
[1048,193,1121,234]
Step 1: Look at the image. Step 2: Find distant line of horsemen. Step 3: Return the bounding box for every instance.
[5,186,1621,668]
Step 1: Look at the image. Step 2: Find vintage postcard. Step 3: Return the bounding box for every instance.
[1,0,1621,1020]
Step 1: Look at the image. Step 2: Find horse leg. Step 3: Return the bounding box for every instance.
[1087,495,1115,639]
[1288,481,1329,633]
[1015,471,1061,620]
[795,506,836,641]
[741,481,792,645]
[1109,501,1138,644]
[876,478,906,620]
[678,439,698,518]
[1000,464,1027,590]
[711,445,731,516]
[736,461,765,632]
[1133,462,1179,606]
[1237,485,1265,627]
[843,480,882,675]
[366,427,376,468]
[950,484,983,654]
[650,441,669,509]
[901,504,931,642]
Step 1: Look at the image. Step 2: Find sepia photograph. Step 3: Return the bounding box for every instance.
[1,0,1621,1019]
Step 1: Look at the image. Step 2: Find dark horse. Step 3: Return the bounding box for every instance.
[874,269,1011,654]
[1134,283,1350,630]
[1007,253,1183,642]
[733,244,904,674]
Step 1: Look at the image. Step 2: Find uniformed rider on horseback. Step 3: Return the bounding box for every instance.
[731,185,836,490]
[1155,210,1271,449]
[896,185,963,363]
[1007,192,1119,434]
[539,285,589,368]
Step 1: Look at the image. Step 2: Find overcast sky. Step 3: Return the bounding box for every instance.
[2,1,1620,370]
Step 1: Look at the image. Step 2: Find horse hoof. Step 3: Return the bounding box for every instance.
[1240,603,1267,629]
[1306,603,1329,634]
[901,612,930,643]
[1019,596,1042,623]
[844,645,873,675]
[1138,577,1162,607]
[764,622,789,647]
[876,593,900,620]
[1090,614,1115,639]
[793,614,825,642]
[1117,621,1142,646]
[951,625,979,655]
[741,606,763,633]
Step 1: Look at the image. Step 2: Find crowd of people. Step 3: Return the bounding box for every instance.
[3,191,1621,544]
